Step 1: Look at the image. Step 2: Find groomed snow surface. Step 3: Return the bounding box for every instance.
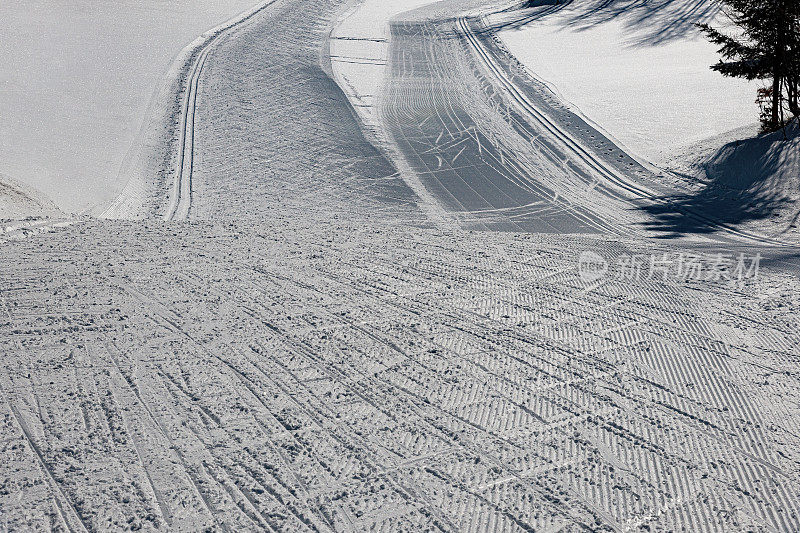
[494,0,759,165]
[329,0,442,130]
[2,0,800,530]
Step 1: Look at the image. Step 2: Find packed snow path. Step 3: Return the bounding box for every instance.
[2,0,800,531]
[163,0,282,222]
[3,221,800,531]
[381,13,789,245]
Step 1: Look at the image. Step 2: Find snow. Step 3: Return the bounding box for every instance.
[329,0,442,130]
[654,121,800,239]
[0,173,60,222]
[2,0,800,529]
[0,0,262,215]
[493,0,760,165]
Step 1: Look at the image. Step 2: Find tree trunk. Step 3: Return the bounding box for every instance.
[774,3,785,127]
[772,74,780,126]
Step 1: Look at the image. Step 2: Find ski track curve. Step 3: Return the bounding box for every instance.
[2,0,800,531]
[163,0,280,222]
[377,4,793,248]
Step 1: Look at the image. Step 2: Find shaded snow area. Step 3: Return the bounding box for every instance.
[0,0,262,217]
[492,0,759,165]
[655,121,800,240]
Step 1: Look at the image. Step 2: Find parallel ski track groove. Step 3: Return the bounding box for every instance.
[164,0,278,222]
[459,15,790,247]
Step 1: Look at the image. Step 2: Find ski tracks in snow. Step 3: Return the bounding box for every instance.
[2,223,800,531]
[162,0,279,222]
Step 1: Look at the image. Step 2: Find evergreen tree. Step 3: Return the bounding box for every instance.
[698,0,800,131]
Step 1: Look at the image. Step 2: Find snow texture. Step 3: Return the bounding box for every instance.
[1,0,800,531]
[0,0,265,215]
[494,0,760,165]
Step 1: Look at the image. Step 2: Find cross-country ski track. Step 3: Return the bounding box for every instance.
[163,0,279,222]
[2,0,800,531]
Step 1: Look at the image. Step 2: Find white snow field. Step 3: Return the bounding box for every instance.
[0,0,262,217]
[2,0,800,531]
[493,0,759,165]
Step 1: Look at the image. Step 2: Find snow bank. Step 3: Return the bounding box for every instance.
[492,0,759,165]
[652,121,800,240]
[0,0,261,215]
[0,173,61,222]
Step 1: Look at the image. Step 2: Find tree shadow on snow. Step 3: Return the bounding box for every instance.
[494,0,721,47]
[560,0,720,46]
[639,125,800,239]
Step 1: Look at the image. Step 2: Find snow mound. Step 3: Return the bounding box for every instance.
[646,122,800,240]
[0,173,61,222]
[329,0,443,131]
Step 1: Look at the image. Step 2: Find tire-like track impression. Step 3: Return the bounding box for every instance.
[3,222,800,531]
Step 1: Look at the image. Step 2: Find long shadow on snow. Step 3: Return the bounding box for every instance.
[491,0,719,47]
[639,126,799,239]
[560,0,720,46]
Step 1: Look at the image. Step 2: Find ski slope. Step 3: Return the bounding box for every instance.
[2,0,800,531]
[0,0,264,216]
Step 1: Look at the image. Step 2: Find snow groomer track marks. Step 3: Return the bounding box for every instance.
[2,0,800,531]
[2,223,800,531]
[382,11,792,245]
